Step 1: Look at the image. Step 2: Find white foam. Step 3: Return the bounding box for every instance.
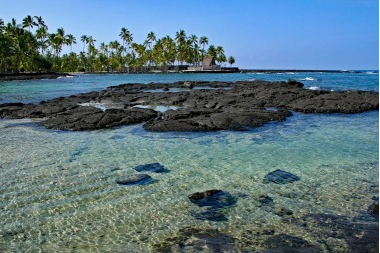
[308,86,320,90]
[133,105,179,112]
[79,102,108,111]
[300,77,315,81]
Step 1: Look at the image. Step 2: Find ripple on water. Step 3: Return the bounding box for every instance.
[0,110,378,252]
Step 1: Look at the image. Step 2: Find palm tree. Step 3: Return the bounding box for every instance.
[216,46,226,65]
[175,29,187,66]
[22,15,36,32]
[66,34,76,53]
[207,45,217,59]
[188,34,198,66]
[34,16,46,29]
[119,28,133,71]
[35,26,48,55]
[80,35,88,52]
[55,27,68,56]
[199,36,208,65]
[228,56,235,67]
[0,18,5,34]
[145,31,156,68]
[87,36,96,72]
[119,28,132,52]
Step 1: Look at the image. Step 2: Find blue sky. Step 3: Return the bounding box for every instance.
[1,0,378,69]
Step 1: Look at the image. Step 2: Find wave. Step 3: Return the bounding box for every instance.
[300,77,315,81]
[308,86,320,90]
[365,71,378,74]
[57,75,75,79]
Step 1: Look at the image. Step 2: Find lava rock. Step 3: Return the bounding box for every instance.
[1,80,378,131]
[188,190,236,208]
[287,79,304,88]
[263,234,320,252]
[190,207,228,221]
[259,195,274,205]
[183,81,194,89]
[132,163,169,173]
[263,169,301,184]
[154,227,235,253]
[275,208,294,216]
[368,202,379,218]
[115,174,154,186]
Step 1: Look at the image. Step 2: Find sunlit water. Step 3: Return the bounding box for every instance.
[0,72,378,252]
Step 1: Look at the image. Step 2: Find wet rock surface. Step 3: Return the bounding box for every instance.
[263,169,301,184]
[0,80,378,131]
[115,174,154,186]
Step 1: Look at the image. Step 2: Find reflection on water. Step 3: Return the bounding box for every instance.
[0,111,378,252]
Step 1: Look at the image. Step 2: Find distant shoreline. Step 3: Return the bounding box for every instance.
[1,69,377,82]
[0,72,72,82]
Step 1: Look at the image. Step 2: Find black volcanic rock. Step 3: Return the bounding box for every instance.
[263,169,301,184]
[188,190,236,208]
[263,234,320,252]
[0,72,71,81]
[368,202,379,218]
[115,174,154,186]
[154,227,235,253]
[0,80,378,131]
[132,163,169,173]
[190,208,228,221]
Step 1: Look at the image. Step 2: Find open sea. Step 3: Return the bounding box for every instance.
[0,71,378,252]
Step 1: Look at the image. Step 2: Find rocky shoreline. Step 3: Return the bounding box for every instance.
[0,80,378,131]
[0,72,71,81]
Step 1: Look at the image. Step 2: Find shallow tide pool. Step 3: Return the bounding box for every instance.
[0,109,378,252]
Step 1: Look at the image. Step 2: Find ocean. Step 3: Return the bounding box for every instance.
[0,72,378,252]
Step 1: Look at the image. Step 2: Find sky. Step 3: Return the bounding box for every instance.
[1,0,378,70]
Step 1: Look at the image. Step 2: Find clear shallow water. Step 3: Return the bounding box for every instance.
[0,73,378,252]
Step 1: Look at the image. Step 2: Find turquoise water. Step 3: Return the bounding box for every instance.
[0,71,378,104]
[0,73,378,252]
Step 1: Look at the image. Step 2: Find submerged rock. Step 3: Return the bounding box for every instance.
[115,174,154,186]
[188,190,236,222]
[154,227,235,253]
[258,195,274,206]
[190,207,228,221]
[188,189,236,208]
[263,234,320,252]
[303,213,379,252]
[132,163,169,173]
[263,169,301,184]
[368,202,379,218]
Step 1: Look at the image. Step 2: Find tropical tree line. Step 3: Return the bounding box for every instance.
[0,15,236,73]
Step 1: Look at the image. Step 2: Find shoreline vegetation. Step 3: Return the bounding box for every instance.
[0,15,236,74]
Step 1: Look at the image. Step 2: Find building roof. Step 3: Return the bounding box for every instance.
[203,56,216,67]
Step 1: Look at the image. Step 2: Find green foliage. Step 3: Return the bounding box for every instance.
[32,54,52,70]
[1,15,235,73]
